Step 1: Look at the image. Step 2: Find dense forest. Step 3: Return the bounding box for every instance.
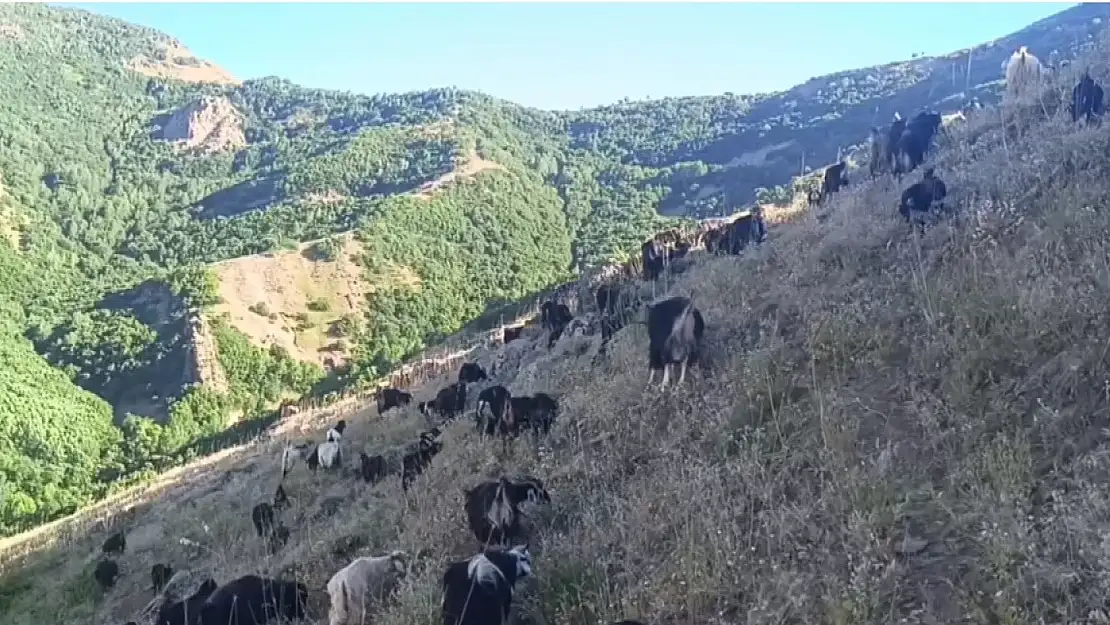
[1,2,1109,537]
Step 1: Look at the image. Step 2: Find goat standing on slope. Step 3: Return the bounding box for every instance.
[645,296,705,390]
[441,545,534,625]
[327,551,407,625]
[464,477,551,547]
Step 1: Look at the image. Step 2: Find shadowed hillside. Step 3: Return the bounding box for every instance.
[1,0,1109,545]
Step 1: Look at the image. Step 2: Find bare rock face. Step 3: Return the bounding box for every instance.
[160,96,246,155]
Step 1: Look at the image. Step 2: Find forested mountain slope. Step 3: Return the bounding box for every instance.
[0,2,1108,538]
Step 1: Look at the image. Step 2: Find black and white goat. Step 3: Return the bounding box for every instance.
[441,545,533,625]
[645,295,705,390]
[463,477,550,547]
[475,385,511,437]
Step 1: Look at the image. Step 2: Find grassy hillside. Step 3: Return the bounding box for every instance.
[0,0,1108,540]
[6,26,1110,624]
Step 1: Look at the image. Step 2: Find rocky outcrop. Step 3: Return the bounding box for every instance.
[184,314,228,394]
[159,96,246,155]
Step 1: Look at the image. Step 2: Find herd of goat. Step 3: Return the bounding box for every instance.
[91,289,706,625]
[77,44,1107,625]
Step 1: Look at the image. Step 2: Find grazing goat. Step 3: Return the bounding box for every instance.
[820,161,849,202]
[359,451,388,484]
[377,387,414,415]
[476,385,512,437]
[640,239,668,281]
[198,575,307,625]
[357,449,389,482]
[899,168,948,226]
[715,209,766,255]
[458,362,489,384]
[317,440,342,470]
[402,437,443,492]
[540,301,574,348]
[420,382,468,422]
[1071,71,1105,123]
[441,545,534,625]
[154,578,218,625]
[464,477,551,546]
[1004,45,1044,104]
[505,394,559,440]
[894,111,942,175]
[326,551,408,625]
[102,530,126,555]
[326,420,347,443]
[151,563,175,594]
[281,442,315,477]
[503,326,523,344]
[596,283,621,314]
[251,502,277,538]
[646,296,705,390]
[94,559,120,591]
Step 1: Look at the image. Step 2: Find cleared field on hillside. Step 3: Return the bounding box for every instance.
[209,234,419,368]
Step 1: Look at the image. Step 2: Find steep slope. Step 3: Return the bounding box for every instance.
[0,1,1108,541]
[6,27,1110,625]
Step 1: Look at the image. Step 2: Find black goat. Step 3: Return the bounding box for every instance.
[464,477,551,546]
[715,209,767,255]
[441,545,534,625]
[540,301,573,348]
[820,161,849,202]
[94,559,120,591]
[458,362,489,384]
[251,502,276,538]
[359,451,389,484]
[646,296,705,390]
[154,578,218,625]
[198,575,307,625]
[503,326,523,344]
[102,530,126,555]
[899,168,948,226]
[420,382,467,422]
[401,437,443,492]
[1071,71,1105,124]
[508,393,559,438]
[151,563,175,594]
[377,387,414,415]
[894,111,942,175]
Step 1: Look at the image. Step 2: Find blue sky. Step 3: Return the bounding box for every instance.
[65,2,1073,111]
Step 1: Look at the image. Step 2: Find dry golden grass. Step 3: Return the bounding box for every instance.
[126,41,241,86]
[208,233,409,368]
[9,42,1110,625]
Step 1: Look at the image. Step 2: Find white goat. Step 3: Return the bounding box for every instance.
[327,551,407,625]
[1004,45,1044,105]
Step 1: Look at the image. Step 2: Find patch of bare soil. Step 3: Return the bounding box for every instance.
[126,41,240,86]
[159,95,246,155]
[413,151,505,199]
[208,234,419,369]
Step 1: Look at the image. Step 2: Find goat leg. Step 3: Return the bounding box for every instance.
[677,360,688,386]
[645,367,656,390]
[659,364,671,391]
